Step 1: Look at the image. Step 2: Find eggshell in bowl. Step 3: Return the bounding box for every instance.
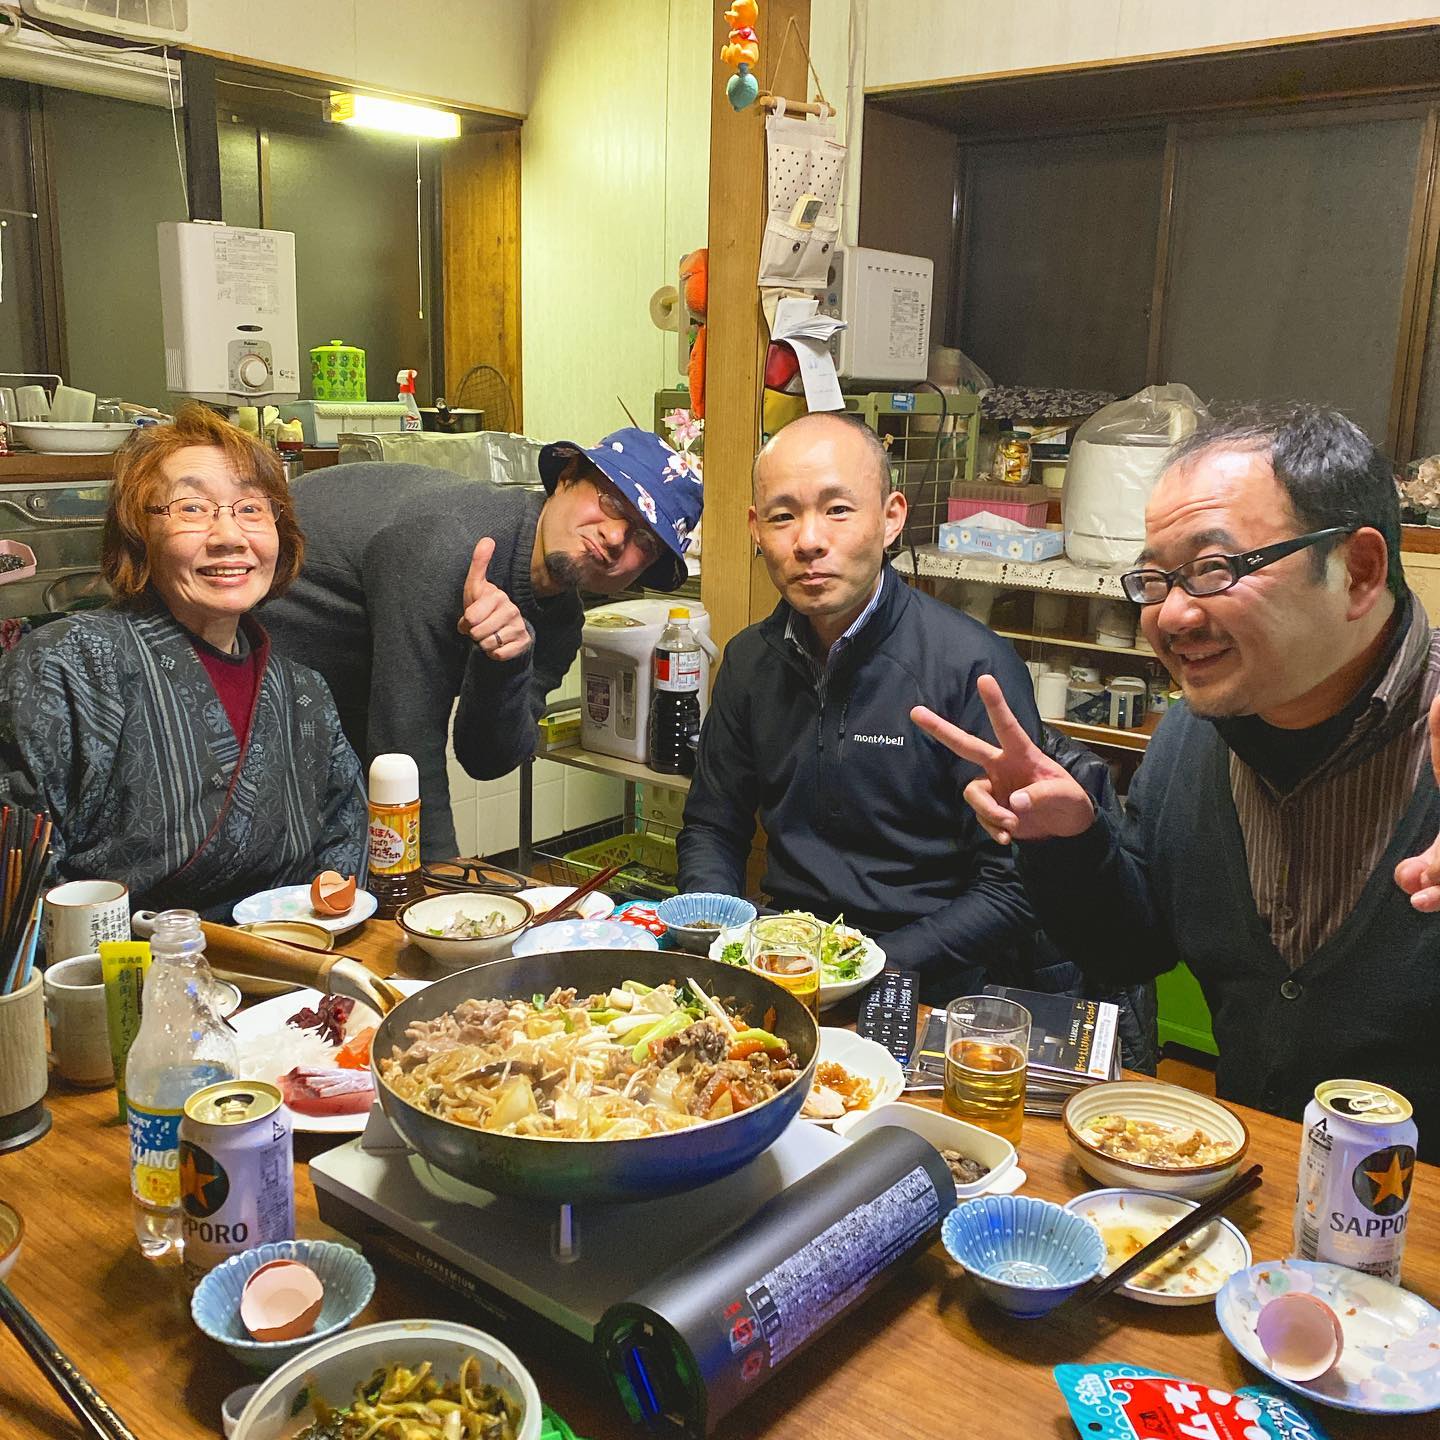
[310,872,356,917]
[1255,1291,1345,1381]
[240,1259,325,1343]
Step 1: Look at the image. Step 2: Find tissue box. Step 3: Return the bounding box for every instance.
[948,495,1049,528]
[939,521,1065,562]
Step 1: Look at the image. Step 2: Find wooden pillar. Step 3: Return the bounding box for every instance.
[701,0,811,652]
[441,128,524,428]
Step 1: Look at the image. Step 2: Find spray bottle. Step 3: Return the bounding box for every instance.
[397,369,422,431]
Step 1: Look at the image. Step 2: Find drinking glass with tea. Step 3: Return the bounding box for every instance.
[943,995,1030,1145]
[746,915,821,1020]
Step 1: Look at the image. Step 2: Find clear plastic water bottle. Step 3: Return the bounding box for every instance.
[126,910,237,1259]
[649,607,703,776]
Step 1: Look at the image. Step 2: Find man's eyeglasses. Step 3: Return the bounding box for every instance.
[1120,526,1356,606]
[594,482,663,561]
[146,496,279,532]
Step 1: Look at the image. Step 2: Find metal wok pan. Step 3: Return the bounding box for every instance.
[366,948,819,1203]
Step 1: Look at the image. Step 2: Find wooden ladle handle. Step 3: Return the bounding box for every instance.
[199,922,339,991]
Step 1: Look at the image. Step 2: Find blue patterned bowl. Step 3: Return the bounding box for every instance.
[511,918,660,955]
[656,893,758,953]
[191,1239,376,1372]
[942,1195,1104,1318]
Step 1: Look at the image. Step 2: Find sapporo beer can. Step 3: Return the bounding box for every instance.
[179,1080,295,1278]
[1292,1078,1417,1283]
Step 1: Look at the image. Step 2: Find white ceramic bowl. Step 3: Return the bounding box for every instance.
[834,1101,1017,1198]
[232,1319,542,1440]
[1061,1187,1252,1306]
[1062,1080,1249,1199]
[8,421,132,454]
[397,892,533,970]
[517,885,613,921]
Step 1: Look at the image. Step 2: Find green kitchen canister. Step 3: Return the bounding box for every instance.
[310,340,367,401]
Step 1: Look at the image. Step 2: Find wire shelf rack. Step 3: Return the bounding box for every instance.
[528,815,683,904]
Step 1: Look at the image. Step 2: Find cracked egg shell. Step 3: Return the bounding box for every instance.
[1255,1290,1345,1382]
[309,871,356,917]
[239,1259,325,1343]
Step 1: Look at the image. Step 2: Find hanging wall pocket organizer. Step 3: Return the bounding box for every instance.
[759,98,845,289]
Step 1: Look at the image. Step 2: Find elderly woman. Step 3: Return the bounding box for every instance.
[0,405,366,918]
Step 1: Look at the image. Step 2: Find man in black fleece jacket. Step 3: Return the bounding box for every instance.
[264,429,702,858]
[679,412,1042,1002]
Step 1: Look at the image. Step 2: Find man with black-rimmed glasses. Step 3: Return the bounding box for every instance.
[911,403,1440,1157]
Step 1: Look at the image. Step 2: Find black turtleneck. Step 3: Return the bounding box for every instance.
[1213,596,1410,794]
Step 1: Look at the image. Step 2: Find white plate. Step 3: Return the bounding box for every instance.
[709,922,887,1008]
[517,886,614,921]
[232,885,377,936]
[805,1028,905,1123]
[1217,1258,1440,1414]
[1061,1188,1251,1306]
[230,979,429,1134]
[8,421,132,454]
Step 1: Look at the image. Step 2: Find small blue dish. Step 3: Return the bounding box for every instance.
[656,893,758,954]
[191,1239,375,1373]
[511,918,660,955]
[942,1195,1104,1318]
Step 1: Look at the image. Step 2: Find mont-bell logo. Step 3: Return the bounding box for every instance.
[852,733,904,747]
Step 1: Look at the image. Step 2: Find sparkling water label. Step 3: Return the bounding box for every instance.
[128,1104,183,1206]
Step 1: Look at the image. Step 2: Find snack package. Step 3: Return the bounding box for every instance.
[1055,1365,1331,1440]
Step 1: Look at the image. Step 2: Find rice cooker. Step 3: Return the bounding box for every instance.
[1063,384,1207,569]
[581,599,715,763]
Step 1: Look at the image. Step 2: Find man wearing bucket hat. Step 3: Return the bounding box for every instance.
[264,428,701,858]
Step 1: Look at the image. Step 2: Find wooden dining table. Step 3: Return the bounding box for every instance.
[2,916,1437,1439]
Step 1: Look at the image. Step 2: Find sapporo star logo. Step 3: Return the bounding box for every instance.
[1352,1144,1415,1216]
[179,1143,228,1217]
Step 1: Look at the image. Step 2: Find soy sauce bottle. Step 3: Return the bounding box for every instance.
[648,607,702,775]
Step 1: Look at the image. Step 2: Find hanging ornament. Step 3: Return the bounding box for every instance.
[721,1,761,112]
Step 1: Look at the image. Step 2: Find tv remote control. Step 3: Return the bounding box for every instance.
[856,969,919,1066]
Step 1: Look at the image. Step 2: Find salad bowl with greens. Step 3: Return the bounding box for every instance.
[710,910,885,1008]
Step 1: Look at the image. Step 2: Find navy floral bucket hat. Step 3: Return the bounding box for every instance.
[539,427,703,591]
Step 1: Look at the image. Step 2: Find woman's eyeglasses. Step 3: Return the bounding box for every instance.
[1120,526,1356,605]
[145,496,279,532]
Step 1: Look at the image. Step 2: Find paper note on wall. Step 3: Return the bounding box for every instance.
[772,297,846,413]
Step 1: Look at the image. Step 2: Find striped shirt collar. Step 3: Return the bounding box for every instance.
[785,567,888,673]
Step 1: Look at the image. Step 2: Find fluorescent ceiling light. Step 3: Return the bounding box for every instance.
[328,93,461,139]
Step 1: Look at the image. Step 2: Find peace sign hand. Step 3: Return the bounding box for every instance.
[456,537,533,662]
[1394,694,1440,911]
[910,674,1096,846]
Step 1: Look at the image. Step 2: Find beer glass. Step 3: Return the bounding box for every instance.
[746,915,821,1020]
[944,995,1030,1145]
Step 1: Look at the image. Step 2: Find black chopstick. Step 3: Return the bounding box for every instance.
[0,1280,140,1440]
[1070,1162,1263,1308]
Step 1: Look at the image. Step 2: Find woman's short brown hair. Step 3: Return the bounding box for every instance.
[101,404,305,605]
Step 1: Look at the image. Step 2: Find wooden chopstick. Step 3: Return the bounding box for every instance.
[1071,1162,1263,1308]
[529,861,628,926]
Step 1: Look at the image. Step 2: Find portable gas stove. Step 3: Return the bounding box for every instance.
[311,1108,955,1436]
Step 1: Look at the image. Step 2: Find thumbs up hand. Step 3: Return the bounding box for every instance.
[457,537,532,661]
